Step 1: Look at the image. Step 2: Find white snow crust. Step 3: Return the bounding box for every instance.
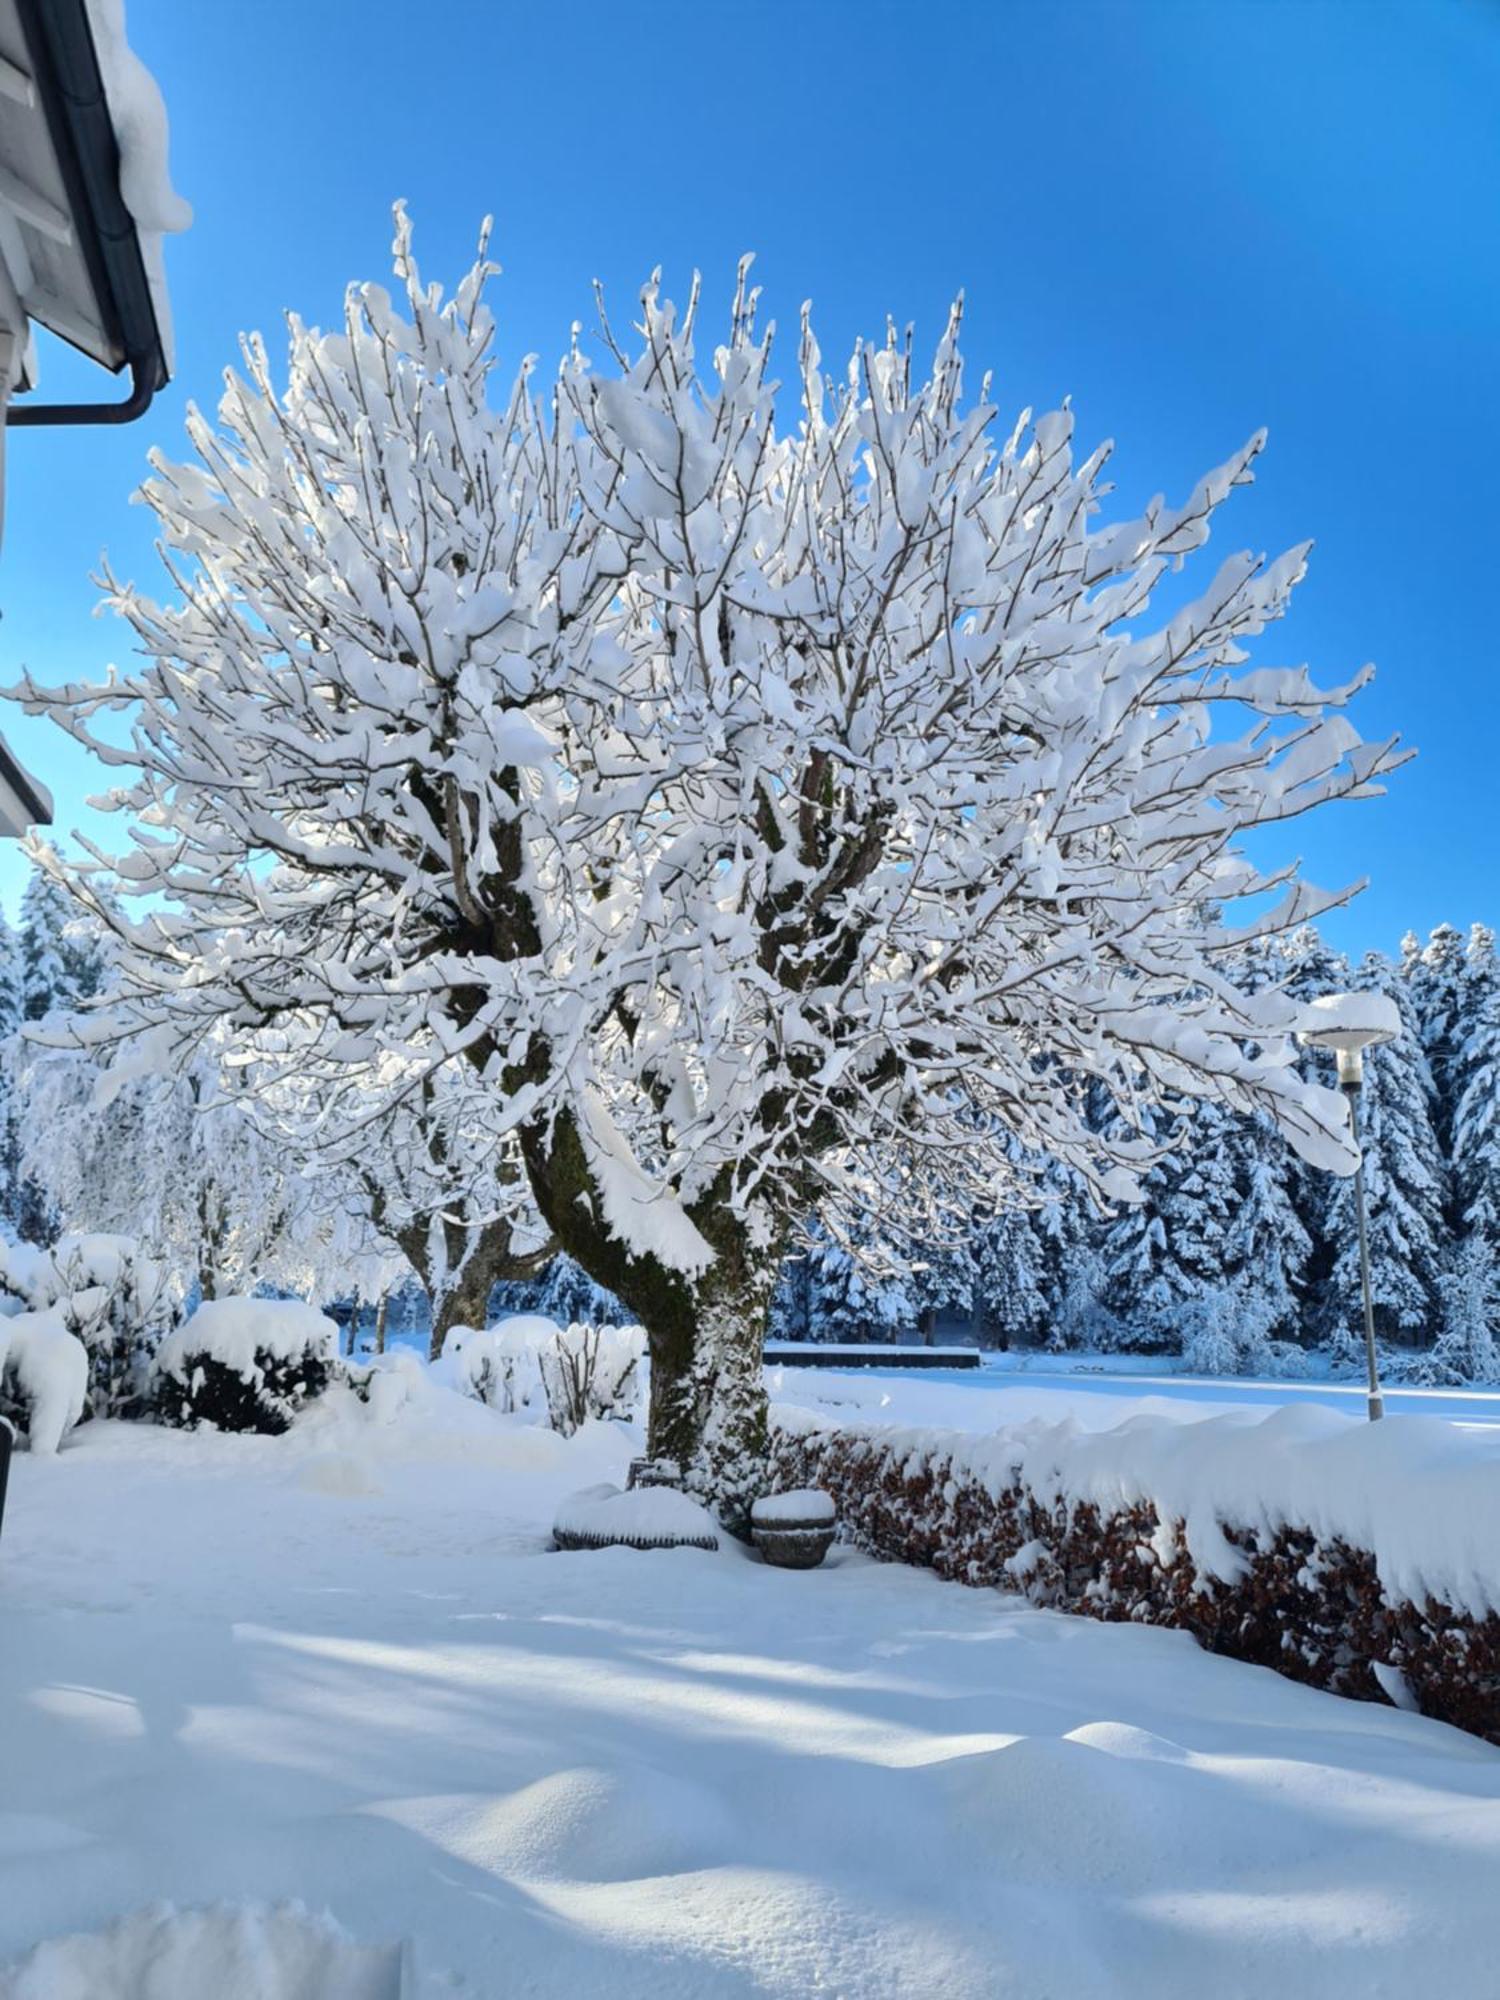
[751,1487,836,1526]
[0,1901,402,2000]
[553,1481,719,1547]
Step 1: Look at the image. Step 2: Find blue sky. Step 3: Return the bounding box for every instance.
[0,0,1494,957]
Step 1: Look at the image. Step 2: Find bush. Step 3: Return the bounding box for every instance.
[539,1323,644,1435]
[441,1316,552,1415]
[153,1297,340,1434]
[770,1412,1500,1748]
[443,1316,645,1434]
[0,1310,89,1453]
[0,1234,174,1420]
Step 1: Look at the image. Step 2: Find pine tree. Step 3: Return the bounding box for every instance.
[19,863,106,1023]
[1223,1112,1313,1344]
[974,1211,1048,1349]
[1424,1236,1500,1384]
[1315,955,1447,1357]
[1404,922,1469,1159]
[0,907,24,1228]
[1278,926,1356,1346]
[1101,1098,1241,1352]
[1454,982,1500,1247]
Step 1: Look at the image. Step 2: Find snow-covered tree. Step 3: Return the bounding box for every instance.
[11,216,1401,1517]
[1424,1235,1500,1385]
[1454,981,1500,1249]
[14,1037,390,1312]
[336,1067,554,1357]
[0,906,25,1226]
[1403,923,1469,1155]
[1223,1111,1312,1343]
[20,862,106,1022]
[1313,955,1447,1353]
[974,1210,1048,1348]
[0,908,23,1039]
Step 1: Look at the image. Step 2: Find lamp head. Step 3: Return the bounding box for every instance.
[1297,990,1400,1088]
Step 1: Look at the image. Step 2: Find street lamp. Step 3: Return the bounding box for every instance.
[1298,991,1402,1421]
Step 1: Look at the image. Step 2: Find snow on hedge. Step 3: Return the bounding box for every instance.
[0,1310,88,1453]
[774,1399,1500,1619]
[154,1297,338,1386]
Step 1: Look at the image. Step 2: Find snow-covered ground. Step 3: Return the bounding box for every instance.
[5,1375,1500,1996]
[769,1350,1500,1433]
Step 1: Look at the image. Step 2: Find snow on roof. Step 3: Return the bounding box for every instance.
[83,0,190,372]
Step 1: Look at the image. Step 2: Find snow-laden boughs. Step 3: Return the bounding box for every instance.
[12,1035,393,1315]
[8,213,1404,1518]
[312,1059,554,1359]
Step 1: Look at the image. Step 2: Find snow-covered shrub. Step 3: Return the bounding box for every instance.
[0,1238,51,1318]
[1178,1289,1278,1378]
[33,1235,173,1418]
[539,1323,645,1437]
[0,1310,88,1453]
[440,1317,550,1415]
[0,1233,173,1419]
[152,1297,340,1434]
[441,1316,644,1434]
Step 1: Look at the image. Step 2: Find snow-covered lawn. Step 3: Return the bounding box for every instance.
[4,1383,1500,1997]
[770,1351,1500,1433]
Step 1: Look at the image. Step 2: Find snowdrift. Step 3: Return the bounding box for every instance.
[772,1400,1500,1742]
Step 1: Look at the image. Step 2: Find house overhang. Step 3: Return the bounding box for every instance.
[0,0,172,427]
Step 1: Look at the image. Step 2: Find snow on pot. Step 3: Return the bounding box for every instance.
[552,1482,719,1553]
[751,1489,837,1570]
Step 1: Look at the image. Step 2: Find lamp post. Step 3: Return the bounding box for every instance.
[1298,991,1402,1421]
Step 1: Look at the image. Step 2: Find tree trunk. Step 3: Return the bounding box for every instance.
[644,1250,774,1534]
[426,1250,498,1362]
[518,1106,776,1532]
[373,1293,389,1355]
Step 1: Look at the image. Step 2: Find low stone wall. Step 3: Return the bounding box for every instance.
[769,1416,1500,1744]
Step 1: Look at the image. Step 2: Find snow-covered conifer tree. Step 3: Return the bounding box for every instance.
[1427,1235,1500,1385]
[20,862,106,1022]
[1454,981,1500,1249]
[1314,955,1447,1355]
[15,1037,390,1311]
[1223,1111,1312,1343]
[10,217,1403,1518]
[1404,923,1469,1157]
[0,907,24,1225]
[974,1210,1048,1348]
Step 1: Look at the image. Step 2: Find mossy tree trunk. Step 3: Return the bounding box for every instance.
[519,1106,779,1532]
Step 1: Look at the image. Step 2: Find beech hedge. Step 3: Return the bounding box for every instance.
[769,1416,1500,1745]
